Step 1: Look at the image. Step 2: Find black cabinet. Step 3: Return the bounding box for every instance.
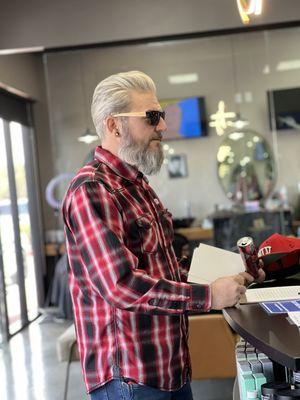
[212,209,293,250]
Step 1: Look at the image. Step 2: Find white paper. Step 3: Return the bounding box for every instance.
[240,286,300,304]
[288,311,300,327]
[188,243,245,284]
[187,243,300,306]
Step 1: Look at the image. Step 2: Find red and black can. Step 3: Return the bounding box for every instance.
[237,236,260,278]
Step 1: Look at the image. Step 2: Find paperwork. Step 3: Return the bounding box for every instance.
[188,243,300,305]
[288,312,300,327]
[188,243,245,284]
[240,286,300,304]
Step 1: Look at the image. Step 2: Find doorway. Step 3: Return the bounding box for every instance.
[0,90,45,343]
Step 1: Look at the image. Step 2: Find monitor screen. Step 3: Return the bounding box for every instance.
[160,97,208,140]
[267,87,300,131]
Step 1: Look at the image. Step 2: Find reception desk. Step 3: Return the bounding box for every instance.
[223,303,300,371]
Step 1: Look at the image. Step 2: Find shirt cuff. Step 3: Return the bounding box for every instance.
[187,283,211,312]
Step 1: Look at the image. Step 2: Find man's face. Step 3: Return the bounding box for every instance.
[117,91,167,175]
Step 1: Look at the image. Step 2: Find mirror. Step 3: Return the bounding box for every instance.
[217,129,276,203]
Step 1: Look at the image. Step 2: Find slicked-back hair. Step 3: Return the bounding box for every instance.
[91,71,156,141]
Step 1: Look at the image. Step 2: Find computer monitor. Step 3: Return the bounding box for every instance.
[160,97,208,140]
[267,87,300,131]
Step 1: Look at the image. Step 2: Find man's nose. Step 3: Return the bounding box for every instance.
[156,116,167,132]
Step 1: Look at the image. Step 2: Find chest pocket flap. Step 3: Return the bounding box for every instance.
[136,214,159,254]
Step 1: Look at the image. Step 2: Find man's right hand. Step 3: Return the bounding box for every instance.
[210,275,246,310]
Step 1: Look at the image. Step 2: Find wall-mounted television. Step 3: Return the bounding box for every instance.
[267,87,300,131]
[160,97,208,140]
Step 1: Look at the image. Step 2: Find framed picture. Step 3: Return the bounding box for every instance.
[168,154,188,179]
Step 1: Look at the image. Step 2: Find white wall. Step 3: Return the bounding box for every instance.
[1,0,300,51]
[44,26,300,223]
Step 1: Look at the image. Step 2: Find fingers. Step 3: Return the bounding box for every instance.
[240,285,246,294]
[234,274,246,285]
[233,285,246,305]
[256,268,266,283]
[239,272,254,286]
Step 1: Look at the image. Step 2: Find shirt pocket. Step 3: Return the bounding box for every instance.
[135,214,159,254]
[159,209,174,246]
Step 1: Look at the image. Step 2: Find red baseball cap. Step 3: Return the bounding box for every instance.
[258,233,300,279]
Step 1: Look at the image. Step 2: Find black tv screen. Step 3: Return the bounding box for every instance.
[160,97,208,140]
[267,87,300,131]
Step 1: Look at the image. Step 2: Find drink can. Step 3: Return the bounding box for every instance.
[237,236,260,278]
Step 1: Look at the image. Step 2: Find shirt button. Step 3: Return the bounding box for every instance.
[154,199,159,204]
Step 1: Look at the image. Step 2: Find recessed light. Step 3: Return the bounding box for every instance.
[277,60,300,71]
[168,73,198,84]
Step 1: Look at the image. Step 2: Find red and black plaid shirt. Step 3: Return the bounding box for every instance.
[62,146,211,394]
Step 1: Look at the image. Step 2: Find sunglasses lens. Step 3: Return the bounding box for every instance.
[147,111,165,126]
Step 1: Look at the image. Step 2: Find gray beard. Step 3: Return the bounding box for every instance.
[118,126,164,175]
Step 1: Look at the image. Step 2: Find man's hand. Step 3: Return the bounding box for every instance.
[239,262,266,286]
[256,260,266,283]
[256,267,266,283]
[210,275,247,310]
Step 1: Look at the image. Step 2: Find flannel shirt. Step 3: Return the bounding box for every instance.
[62,146,211,393]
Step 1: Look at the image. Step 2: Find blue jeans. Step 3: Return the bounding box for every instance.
[90,378,193,400]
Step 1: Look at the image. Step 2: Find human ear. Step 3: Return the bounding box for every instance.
[106,116,118,136]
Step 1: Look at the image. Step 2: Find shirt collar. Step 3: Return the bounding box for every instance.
[94,146,148,183]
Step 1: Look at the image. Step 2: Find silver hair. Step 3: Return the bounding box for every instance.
[91,71,156,141]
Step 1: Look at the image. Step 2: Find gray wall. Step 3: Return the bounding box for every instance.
[0,53,55,228]
[45,26,300,223]
[1,0,300,51]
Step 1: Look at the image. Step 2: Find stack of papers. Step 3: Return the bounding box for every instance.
[288,312,300,327]
[188,243,300,305]
[240,286,300,304]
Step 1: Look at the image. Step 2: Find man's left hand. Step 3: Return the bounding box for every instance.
[239,266,266,287]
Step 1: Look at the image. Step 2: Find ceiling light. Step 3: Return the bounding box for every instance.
[276,60,300,72]
[209,101,236,136]
[0,46,44,55]
[78,128,98,144]
[228,112,250,130]
[168,73,198,85]
[262,65,270,75]
[237,0,263,24]
[228,132,245,141]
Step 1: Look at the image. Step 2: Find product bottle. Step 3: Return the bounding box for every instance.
[261,382,291,400]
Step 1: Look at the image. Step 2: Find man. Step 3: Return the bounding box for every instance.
[62,71,264,400]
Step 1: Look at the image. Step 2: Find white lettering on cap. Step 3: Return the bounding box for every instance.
[258,246,272,257]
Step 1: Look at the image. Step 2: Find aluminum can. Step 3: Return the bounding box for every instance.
[237,236,260,278]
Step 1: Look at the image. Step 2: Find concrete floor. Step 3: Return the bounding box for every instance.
[0,317,235,400]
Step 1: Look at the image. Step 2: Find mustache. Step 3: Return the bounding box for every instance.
[150,132,163,141]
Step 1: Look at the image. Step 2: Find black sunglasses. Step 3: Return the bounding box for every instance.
[145,110,166,126]
[112,110,165,126]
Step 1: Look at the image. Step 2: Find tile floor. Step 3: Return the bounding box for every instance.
[0,317,235,400]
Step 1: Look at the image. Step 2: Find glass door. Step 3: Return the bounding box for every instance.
[0,116,44,342]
